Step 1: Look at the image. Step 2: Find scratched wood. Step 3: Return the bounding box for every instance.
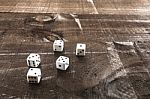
[0,0,150,99]
[0,0,149,14]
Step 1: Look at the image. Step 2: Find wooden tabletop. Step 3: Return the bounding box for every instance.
[0,0,150,99]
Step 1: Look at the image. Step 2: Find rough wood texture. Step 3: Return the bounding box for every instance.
[0,0,150,99]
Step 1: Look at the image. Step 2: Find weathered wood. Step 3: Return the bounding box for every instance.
[0,0,150,99]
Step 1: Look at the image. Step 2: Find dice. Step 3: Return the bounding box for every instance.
[56,56,69,70]
[27,68,42,83]
[76,43,86,56]
[27,53,41,67]
[53,40,64,52]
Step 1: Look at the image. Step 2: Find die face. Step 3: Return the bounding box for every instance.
[53,40,64,52]
[27,60,40,67]
[27,76,38,83]
[56,62,65,70]
[58,56,69,63]
[53,45,63,51]
[27,68,41,75]
[28,54,40,61]
[27,68,41,83]
[56,56,69,70]
[77,43,86,49]
[76,43,86,56]
[54,40,64,45]
[76,49,85,56]
[27,54,41,67]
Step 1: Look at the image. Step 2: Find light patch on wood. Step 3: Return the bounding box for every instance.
[87,0,98,14]
[70,14,83,31]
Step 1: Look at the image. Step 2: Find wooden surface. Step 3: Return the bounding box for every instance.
[0,0,150,99]
[0,0,149,14]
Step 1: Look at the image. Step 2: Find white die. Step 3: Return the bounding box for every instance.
[56,56,69,70]
[53,40,64,52]
[27,53,41,67]
[76,43,86,56]
[27,68,42,83]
